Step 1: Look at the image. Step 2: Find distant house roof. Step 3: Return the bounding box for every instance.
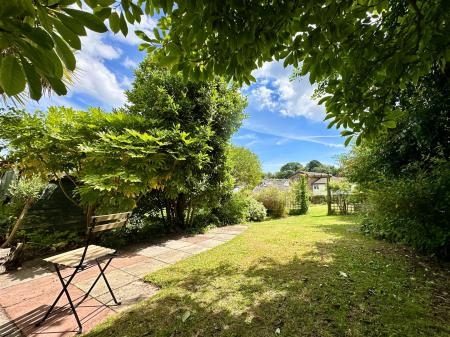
[253,179,291,193]
[289,171,332,179]
[313,177,328,184]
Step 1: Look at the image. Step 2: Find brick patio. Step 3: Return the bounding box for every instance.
[0,225,247,337]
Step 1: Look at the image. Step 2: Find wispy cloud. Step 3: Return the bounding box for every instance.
[241,125,344,148]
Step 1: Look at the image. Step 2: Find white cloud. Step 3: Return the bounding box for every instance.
[251,86,277,110]
[66,31,127,109]
[250,60,325,121]
[81,31,122,60]
[121,75,133,89]
[123,56,139,69]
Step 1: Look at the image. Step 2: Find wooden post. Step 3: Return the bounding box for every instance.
[326,176,331,215]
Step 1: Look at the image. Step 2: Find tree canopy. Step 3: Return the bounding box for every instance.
[126,57,246,229]
[227,145,262,189]
[145,0,449,142]
[275,162,303,179]
[2,1,448,142]
[0,106,205,212]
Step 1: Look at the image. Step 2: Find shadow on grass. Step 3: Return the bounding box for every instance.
[84,223,450,337]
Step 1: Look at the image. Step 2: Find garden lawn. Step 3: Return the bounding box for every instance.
[85,205,449,337]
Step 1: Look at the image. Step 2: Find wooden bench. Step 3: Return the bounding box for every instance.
[36,211,132,334]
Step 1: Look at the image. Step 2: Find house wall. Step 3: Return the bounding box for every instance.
[312,184,327,196]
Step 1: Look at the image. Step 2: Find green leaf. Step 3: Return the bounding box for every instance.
[384,120,397,129]
[52,17,82,50]
[124,7,135,24]
[21,57,42,100]
[22,27,54,50]
[344,136,353,147]
[63,8,108,33]
[340,130,353,137]
[131,3,143,23]
[119,12,128,36]
[109,12,120,34]
[94,7,112,21]
[159,55,178,67]
[0,56,26,96]
[55,12,87,36]
[51,32,76,71]
[47,76,67,95]
[153,28,161,40]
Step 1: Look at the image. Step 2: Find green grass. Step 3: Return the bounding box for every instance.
[85,205,449,337]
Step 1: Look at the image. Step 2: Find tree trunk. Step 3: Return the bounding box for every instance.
[175,194,186,228]
[1,199,33,248]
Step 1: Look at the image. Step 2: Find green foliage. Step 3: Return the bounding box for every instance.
[227,145,262,189]
[342,68,450,256]
[7,175,46,202]
[147,1,449,140]
[289,176,309,215]
[126,57,246,229]
[22,227,83,252]
[244,197,266,222]
[216,193,248,226]
[305,160,339,175]
[361,163,450,256]
[0,106,199,212]
[0,174,46,245]
[255,187,287,218]
[0,0,154,101]
[215,193,266,225]
[275,162,303,179]
[329,179,353,215]
[310,195,327,204]
[271,160,339,178]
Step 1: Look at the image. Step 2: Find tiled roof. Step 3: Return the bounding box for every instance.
[253,179,291,192]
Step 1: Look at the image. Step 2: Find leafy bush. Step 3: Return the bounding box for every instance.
[245,197,266,222]
[215,193,248,225]
[213,193,267,225]
[289,176,309,215]
[255,187,287,218]
[361,163,450,256]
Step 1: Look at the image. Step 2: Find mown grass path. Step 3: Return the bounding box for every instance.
[85,206,449,337]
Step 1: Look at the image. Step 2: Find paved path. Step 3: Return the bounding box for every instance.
[0,225,247,337]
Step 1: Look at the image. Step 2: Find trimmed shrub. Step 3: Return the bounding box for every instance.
[245,197,266,222]
[255,187,287,218]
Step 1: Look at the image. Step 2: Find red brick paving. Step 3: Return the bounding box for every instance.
[0,225,247,336]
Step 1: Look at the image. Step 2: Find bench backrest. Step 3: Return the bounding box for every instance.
[89,212,132,233]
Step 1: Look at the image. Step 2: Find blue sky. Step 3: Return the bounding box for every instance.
[24,18,347,173]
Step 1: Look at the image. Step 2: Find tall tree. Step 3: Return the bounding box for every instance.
[227,145,262,189]
[305,160,322,172]
[126,57,246,229]
[276,162,303,179]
